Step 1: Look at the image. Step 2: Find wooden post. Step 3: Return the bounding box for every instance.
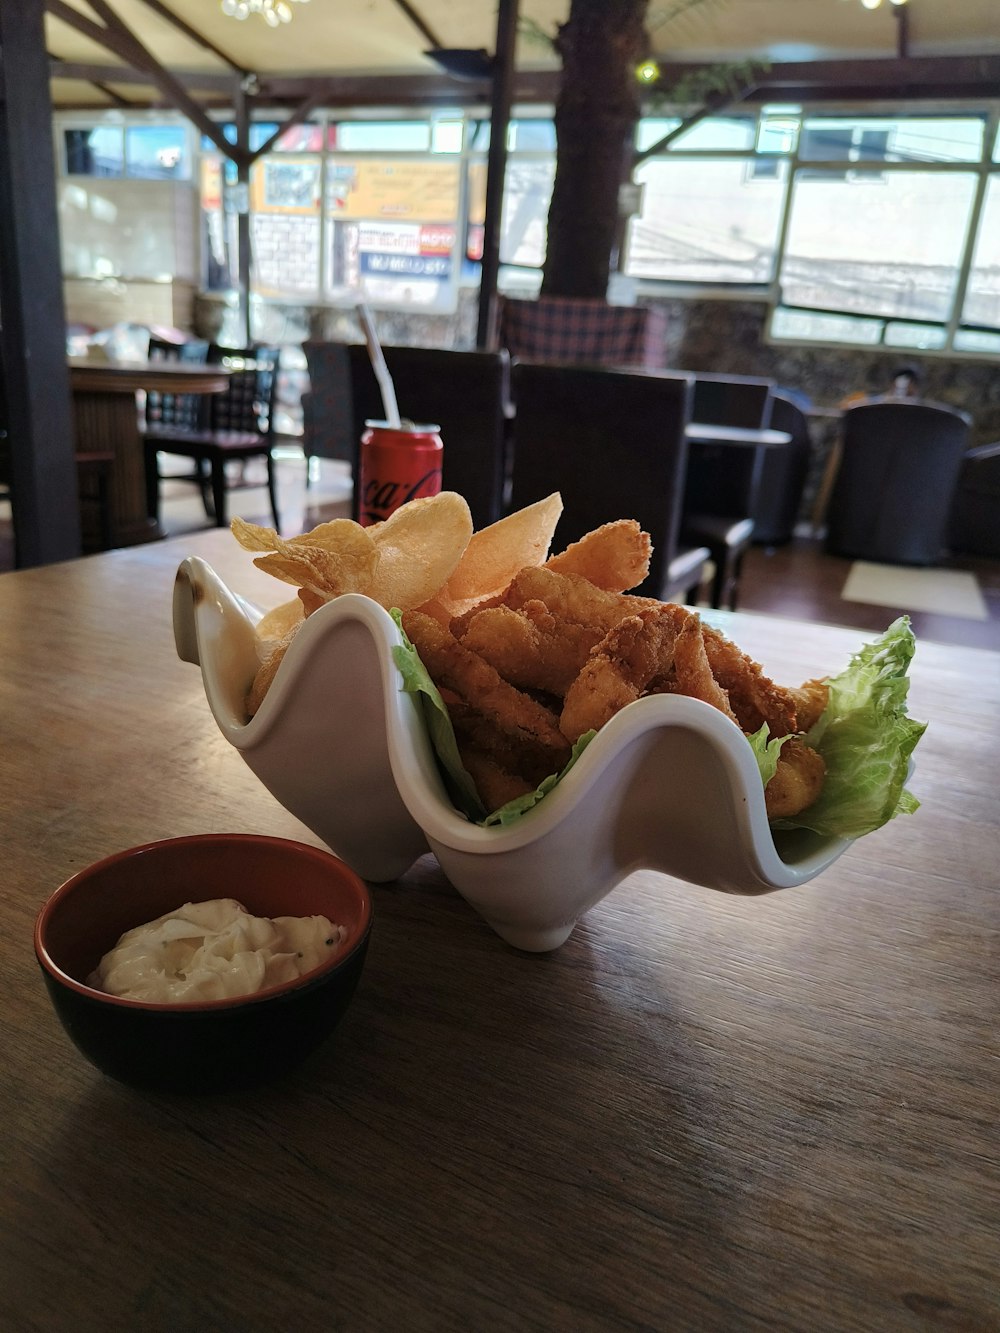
[475,0,519,351]
[0,0,81,565]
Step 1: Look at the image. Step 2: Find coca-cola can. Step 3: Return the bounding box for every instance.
[358,421,443,526]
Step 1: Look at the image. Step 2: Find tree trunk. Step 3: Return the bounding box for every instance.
[542,0,649,300]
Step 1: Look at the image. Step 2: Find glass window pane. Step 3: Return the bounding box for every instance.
[780,169,978,322]
[498,159,555,266]
[64,128,123,176]
[955,327,1000,354]
[508,119,557,152]
[799,116,984,164]
[884,321,948,351]
[636,118,682,152]
[125,126,187,178]
[626,158,787,283]
[770,306,884,346]
[333,121,431,152]
[271,123,323,152]
[431,119,464,153]
[250,157,321,297]
[963,175,1000,330]
[324,157,461,310]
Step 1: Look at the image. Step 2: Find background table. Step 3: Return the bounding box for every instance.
[1,529,997,1332]
[69,358,230,548]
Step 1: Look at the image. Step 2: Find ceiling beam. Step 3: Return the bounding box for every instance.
[44,53,1000,113]
[390,0,445,51]
[46,0,243,160]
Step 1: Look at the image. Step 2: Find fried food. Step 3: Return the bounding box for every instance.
[401,610,571,772]
[701,625,798,736]
[559,604,691,743]
[458,600,604,697]
[763,739,826,819]
[544,519,651,593]
[233,493,830,823]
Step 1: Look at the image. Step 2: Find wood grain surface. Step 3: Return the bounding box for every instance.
[1,529,997,1333]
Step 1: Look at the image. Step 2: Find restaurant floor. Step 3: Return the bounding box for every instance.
[2,448,999,652]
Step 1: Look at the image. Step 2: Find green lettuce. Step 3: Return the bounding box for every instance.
[767,616,926,840]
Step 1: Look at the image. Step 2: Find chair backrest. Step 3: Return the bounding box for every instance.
[827,397,973,564]
[508,361,695,599]
[751,390,813,544]
[346,343,512,529]
[144,336,210,430]
[207,344,280,436]
[691,373,775,429]
[301,341,355,465]
[681,374,777,520]
[499,296,667,370]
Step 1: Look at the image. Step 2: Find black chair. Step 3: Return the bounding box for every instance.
[144,336,209,434]
[507,361,710,603]
[680,373,776,609]
[301,341,356,483]
[825,398,972,565]
[144,343,281,531]
[751,390,812,545]
[949,439,1000,558]
[346,343,512,531]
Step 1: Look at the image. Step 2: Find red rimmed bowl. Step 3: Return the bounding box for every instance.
[34,834,373,1094]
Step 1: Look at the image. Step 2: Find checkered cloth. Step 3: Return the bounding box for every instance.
[499,296,667,369]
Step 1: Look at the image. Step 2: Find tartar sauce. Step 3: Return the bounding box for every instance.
[89,898,346,1003]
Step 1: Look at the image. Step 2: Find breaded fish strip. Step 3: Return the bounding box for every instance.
[764,738,826,819]
[456,744,535,813]
[402,610,570,764]
[459,600,603,697]
[701,625,798,737]
[446,691,566,787]
[559,604,691,743]
[671,615,739,724]
[543,520,652,593]
[502,566,660,635]
[788,677,830,733]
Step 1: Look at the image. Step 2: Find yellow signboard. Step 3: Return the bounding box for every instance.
[327,159,460,223]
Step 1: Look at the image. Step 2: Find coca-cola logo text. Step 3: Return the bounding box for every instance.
[361,469,443,524]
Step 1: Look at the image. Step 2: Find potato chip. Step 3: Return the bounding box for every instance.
[231,517,379,602]
[425,492,563,618]
[367,491,473,611]
[255,598,303,643]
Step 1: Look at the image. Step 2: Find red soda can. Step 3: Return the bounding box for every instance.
[358,421,444,526]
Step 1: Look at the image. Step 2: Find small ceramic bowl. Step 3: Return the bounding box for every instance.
[35,833,373,1094]
[173,558,853,953]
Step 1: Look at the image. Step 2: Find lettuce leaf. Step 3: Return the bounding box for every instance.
[768,616,926,839]
[390,611,487,823]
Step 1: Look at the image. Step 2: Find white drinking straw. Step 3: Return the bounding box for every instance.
[356,300,401,428]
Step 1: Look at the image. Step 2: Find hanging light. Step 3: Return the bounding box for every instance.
[859,0,908,8]
[221,0,309,24]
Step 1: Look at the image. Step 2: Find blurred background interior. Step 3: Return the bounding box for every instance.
[1,0,999,649]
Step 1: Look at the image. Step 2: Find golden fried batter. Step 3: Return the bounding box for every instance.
[764,739,826,819]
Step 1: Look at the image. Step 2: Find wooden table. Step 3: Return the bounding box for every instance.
[69,358,230,549]
[2,529,997,1332]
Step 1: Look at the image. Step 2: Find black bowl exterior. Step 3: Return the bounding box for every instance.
[39,931,370,1094]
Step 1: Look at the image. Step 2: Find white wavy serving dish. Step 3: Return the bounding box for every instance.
[173,557,851,952]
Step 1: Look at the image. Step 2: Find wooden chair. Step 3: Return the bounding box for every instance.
[680,373,777,610]
[825,398,972,565]
[507,361,710,604]
[144,344,281,531]
[346,343,513,531]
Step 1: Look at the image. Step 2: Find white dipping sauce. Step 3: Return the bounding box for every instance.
[89,897,347,1003]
